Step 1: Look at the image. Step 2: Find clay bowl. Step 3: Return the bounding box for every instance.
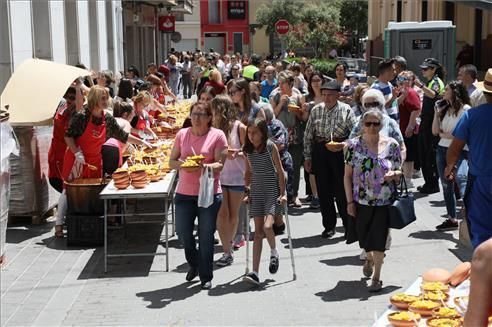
[409,301,441,317]
[114,181,130,190]
[432,307,461,319]
[131,181,147,189]
[423,291,449,303]
[150,175,160,182]
[426,317,462,327]
[421,282,450,294]
[387,312,421,327]
[390,295,421,310]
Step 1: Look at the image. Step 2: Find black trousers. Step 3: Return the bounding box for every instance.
[312,142,347,231]
[417,121,439,188]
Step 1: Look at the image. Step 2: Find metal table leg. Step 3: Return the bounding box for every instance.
[171,193,175,236]
[104,199,108,273]
[165,199,169,272]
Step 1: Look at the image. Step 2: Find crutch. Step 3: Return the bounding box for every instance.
[283,182,297,280]
[244,197,250,275]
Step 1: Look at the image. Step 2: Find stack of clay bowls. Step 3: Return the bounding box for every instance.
[113,170,130,190]
[130,169,148,189]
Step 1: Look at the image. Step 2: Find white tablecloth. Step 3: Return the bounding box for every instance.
[374,277,470,326]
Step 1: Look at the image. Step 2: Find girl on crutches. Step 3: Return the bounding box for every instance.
[242,118,287,284]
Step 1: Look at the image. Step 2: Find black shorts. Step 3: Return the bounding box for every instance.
[355,203,390,252]
[403,135,417,163]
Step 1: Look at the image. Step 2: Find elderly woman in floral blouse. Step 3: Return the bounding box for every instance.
[344,109,402,292]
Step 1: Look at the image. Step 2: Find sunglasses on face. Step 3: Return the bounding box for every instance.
[191,112,209,118]
[397,76,409,82]
[364,101,381,108]
[364,121,381,127]
[421,67,430,71]
[65,95,76,101]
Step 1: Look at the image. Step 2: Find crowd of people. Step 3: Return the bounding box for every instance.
[46,50,492,320]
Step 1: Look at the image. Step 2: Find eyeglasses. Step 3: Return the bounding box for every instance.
[364,121,381,127]
[364,101,381,108]
[397,76,409,82]
[191,112,209,118]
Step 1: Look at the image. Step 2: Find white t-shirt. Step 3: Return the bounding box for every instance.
[438,104,470,148]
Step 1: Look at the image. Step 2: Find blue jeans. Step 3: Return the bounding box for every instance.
[436,146,468,218]
[174,193,222,282]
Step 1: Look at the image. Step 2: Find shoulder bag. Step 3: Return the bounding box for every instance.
[388,177,416,229]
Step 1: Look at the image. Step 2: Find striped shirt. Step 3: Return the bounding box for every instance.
[303,101,357,160]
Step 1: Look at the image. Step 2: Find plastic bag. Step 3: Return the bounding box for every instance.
[198,166,214,208]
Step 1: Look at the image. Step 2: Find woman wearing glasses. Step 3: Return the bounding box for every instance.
[169,102,228,290]
[344,109,402,292]
[227,78,265,125]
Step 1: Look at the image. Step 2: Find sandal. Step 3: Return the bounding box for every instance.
[54,225,64,238]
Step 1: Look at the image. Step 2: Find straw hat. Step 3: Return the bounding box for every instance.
[476,68,492,94]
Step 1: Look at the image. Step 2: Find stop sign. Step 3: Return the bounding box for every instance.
[275,20,290,35]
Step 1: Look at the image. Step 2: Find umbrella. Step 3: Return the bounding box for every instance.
[0,58,91,126]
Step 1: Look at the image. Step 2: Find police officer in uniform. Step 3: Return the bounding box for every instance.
[243,54,261,82]
[414,58,445,194]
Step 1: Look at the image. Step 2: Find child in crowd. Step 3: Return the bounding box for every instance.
[243,119,287,284]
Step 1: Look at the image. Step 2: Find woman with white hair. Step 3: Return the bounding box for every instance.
[344,109,403,292]
[350,89,405,157]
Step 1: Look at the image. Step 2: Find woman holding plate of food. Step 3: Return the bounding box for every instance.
[169,101,228,290]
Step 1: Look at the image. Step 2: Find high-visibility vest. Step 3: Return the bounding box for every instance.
[243,65,259,81]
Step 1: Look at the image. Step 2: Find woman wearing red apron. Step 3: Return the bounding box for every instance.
[102,101,136,175]
[54,86,152,238]
[131,91,157,140]
[48,86,83,192]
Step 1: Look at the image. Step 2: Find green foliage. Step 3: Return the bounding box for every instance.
[339,0,368,37]
[284,57,338,77]
[255,0,348,58]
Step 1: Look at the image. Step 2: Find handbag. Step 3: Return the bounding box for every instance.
[198,166,214,208]
[388,178,416,229]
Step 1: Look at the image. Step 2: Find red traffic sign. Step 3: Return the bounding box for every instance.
[275,20,290,35]
[159,15,175,33]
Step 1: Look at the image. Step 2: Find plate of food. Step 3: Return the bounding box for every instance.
[409,300,441,316]
[387,311,421,327]
[426,317,462,327]
[432,307,461,319]
[423,291,449,303]
[186,154,205,164]
[390,293,421,310]
[287,103,301,113]
[421,281,450,294]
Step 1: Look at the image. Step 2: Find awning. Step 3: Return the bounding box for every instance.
[0,59,90,126]
[446,0,492,11]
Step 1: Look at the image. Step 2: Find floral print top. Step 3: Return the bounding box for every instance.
[345,136,402,206]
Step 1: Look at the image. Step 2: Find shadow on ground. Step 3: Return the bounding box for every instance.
[136,282,202,308]
[315,279,401,302]
[408,230,472,262]
[280,234,345,249]
[320,255,361,267]
[6,221,55,244]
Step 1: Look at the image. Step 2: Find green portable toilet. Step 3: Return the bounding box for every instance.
[384,21,456,80]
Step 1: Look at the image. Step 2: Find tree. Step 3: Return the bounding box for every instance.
[255,0,303,36]
[255,0,346,58]
[339,0,368,55]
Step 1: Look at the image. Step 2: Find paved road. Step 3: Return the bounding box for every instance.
[0,176,472,326]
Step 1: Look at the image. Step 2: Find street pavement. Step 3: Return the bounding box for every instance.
[0,175,472,326]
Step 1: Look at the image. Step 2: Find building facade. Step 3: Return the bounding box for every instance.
[0,0,125,94]
[368,0,492,71]
[200,0,250,55]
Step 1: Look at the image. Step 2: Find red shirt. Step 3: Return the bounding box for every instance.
[203,81,225,95]
[398,87,421,132]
